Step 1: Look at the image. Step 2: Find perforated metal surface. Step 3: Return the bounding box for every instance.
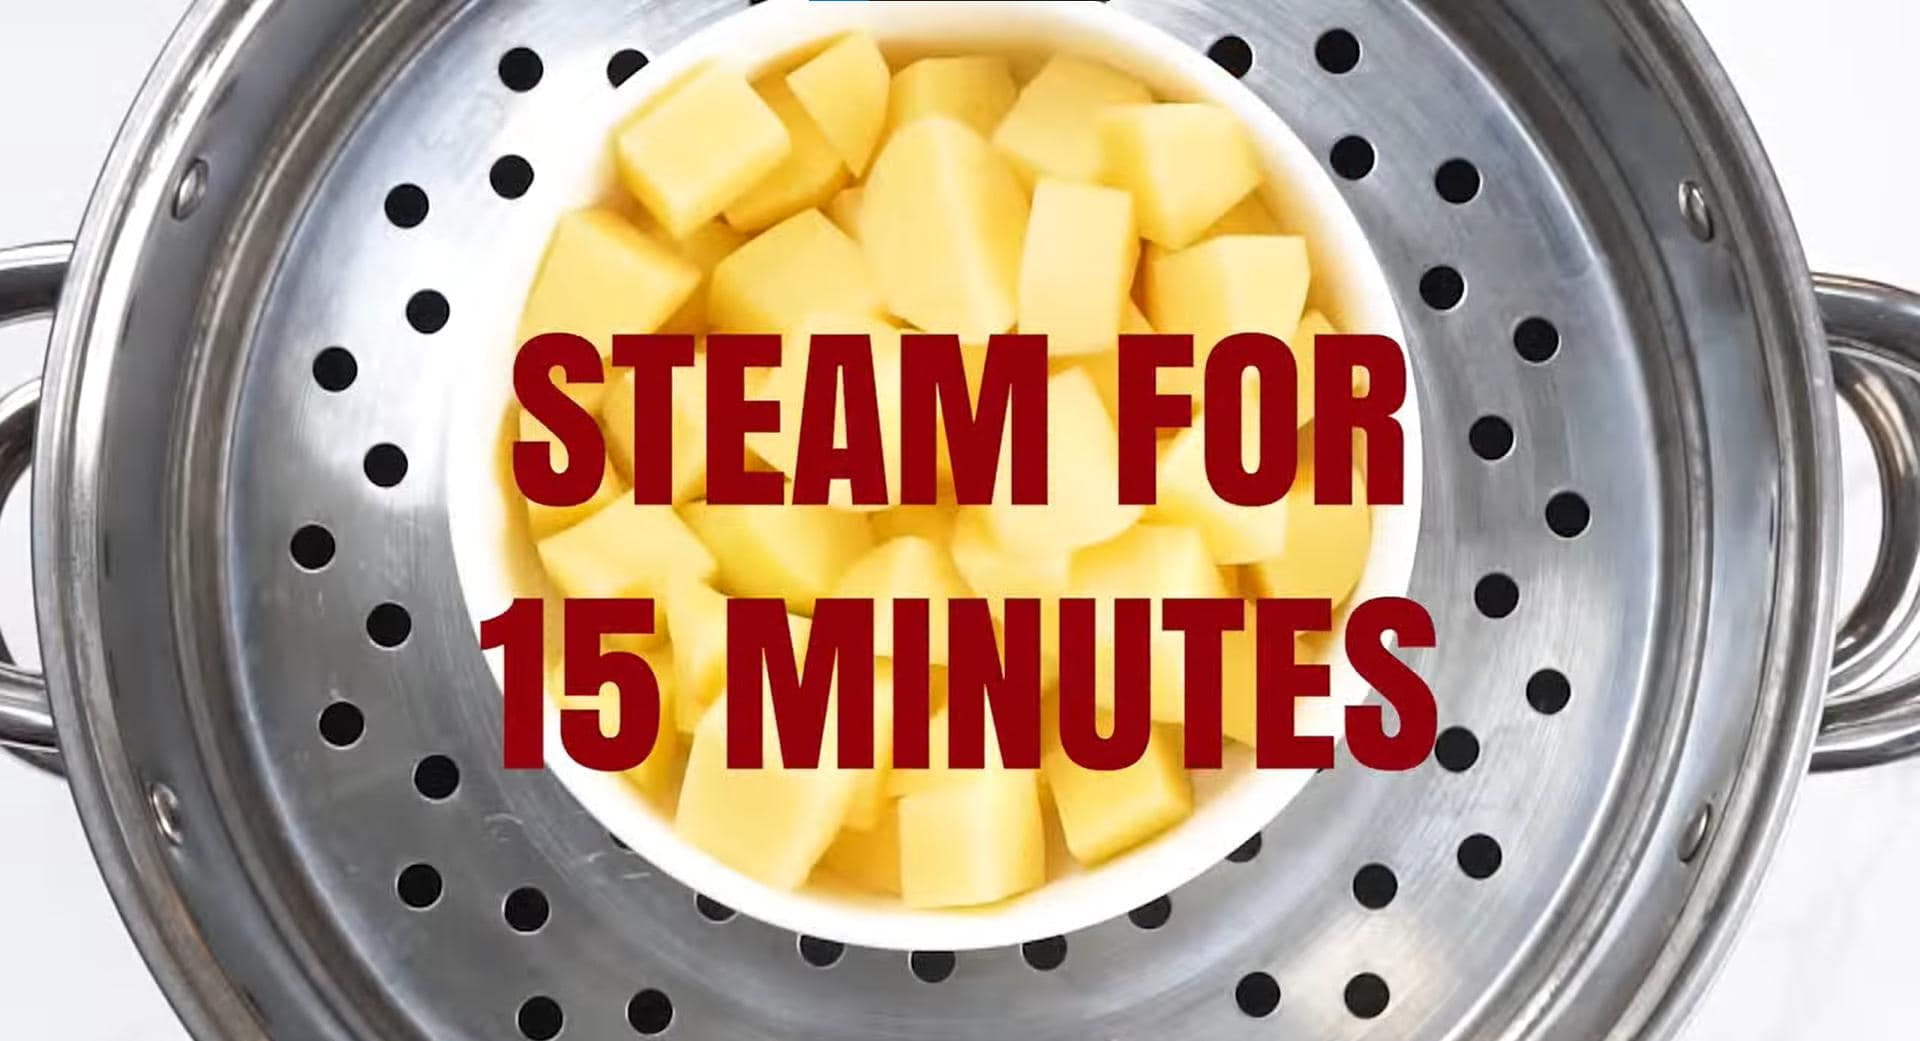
[32,1,1835,1040]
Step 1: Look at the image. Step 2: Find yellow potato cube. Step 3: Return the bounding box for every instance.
[1044,719,1191,866]
[1206,192,1285,238]
[663,577,730,731]
[825,186,864,238]
[537,498,716,602]
[675,692,859,890]
[886,701,1018,798]
[516,209,701,357]
[860,117,1030,344]
[1147,234,1311,406]
[993,56,1152,183]
[889,55,1018,137]
[709,209,882,332]
[869,504,957,544]
[681,493,875,612]
[744,316,905,510]
[982,368,1142,556]
[949,508,1071,604]
[785,32,890,176]
[899,769,1046,908]
[829,537,972,665]
[602,355,709,504]
[844,659,899,831]
[1246,439,1372,608]
[659,221,749,334]
[1071,523,1230,722]
[1018,180,1139,356]
[1147,406,1290,564]
[817,810,902,895]
[723,79,851,234]
[1292,310,1334,429]
[1099,103,1261,248]
[614,65,792,238]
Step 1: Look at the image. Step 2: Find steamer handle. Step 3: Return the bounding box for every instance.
[0,242,65,757]
[1814,274,1920,771]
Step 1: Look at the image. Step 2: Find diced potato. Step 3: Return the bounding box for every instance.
[1147,401,1290,564]
[1044,719,1191,866]
[869,504,957,544]
[603,355,709,504]
[709,209,882,332]
[786,32,890,176]
[1147,235,1311,407]
[675,692,859,889]
[981,368,1141,555]
[818,810,902,895]
[724,79,851,234]
[1099,103,1261,248]
[844,659,898,830]
[829,537,972,664]
[681,493,875,612]
[664,577,730,730]
[521,426,625,539]
[1292,310,1334,429]
[887,701,1018,798]
[889,55,1018,137]
[949,508,1071,604]
[517,209,701,358]
[860,117,1030,344]
[660,221,749,333]
[1206,192,1285,238]
[899,769,1045,908]
[744,316,905,510]
[548,654,681,802]
[615,65,792,238]
[538,498,716,603]
[1246,438,1371,607]
[825,186,864,237]
[993,56,1152,183]
[1018,180,1139,356]
[1070,523,1230,721]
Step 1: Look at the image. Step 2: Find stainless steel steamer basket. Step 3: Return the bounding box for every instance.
[4,1,1920,1039]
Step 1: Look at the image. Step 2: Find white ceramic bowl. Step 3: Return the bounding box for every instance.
[446,0,1420,952]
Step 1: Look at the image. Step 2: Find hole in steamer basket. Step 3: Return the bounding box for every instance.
[451,0,1420,950]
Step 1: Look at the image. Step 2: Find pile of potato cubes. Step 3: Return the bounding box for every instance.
[512,34,1373,909]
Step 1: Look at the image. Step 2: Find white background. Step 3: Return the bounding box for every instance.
[2,1,1917,1037]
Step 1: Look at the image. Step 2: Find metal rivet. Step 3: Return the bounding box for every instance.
[172,159,208,220]
[1678,180,1714,242]
[1678,802,1713,863]
[150,783,185,846]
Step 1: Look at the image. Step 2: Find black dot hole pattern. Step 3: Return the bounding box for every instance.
[1236,972,1282,1017]
[1528,669,1572,715]
[1345,973,1391,1019]
[1330,135,1375,180]
[504,886,550,933]
[1434,727,1481,772]
[413,755,460,800]
[1459,834,1504,879]
[499,48,544,92]
[628,989,674,1034]
[1420,266,1466,310]
[911,950,956,983]
[799,935,844,968]
[1547,492,1592,537]
[1515,317,1561,362]
[1316,29,1361,74]
[406,290,449,334]
[696,894,735,922]
[384,183,428,228]
[1474,574,1520,619]
[318,702,363,747]
[312,347,357,391]
[396,863,442,908]
[1022,936,1068,971]
[491,155,535,199]
[1227,833,1263,863]
[290,524,335,570]
[1129,896,1172,930]
[517,996,562,1041]
[1353,863,1398,909]
[367,603,413,648]
[364,443,408,487]
[608,49,650,87]
[1207,35,1254,78]
[1469,416,1514,461]
[1435,159,1481,204]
